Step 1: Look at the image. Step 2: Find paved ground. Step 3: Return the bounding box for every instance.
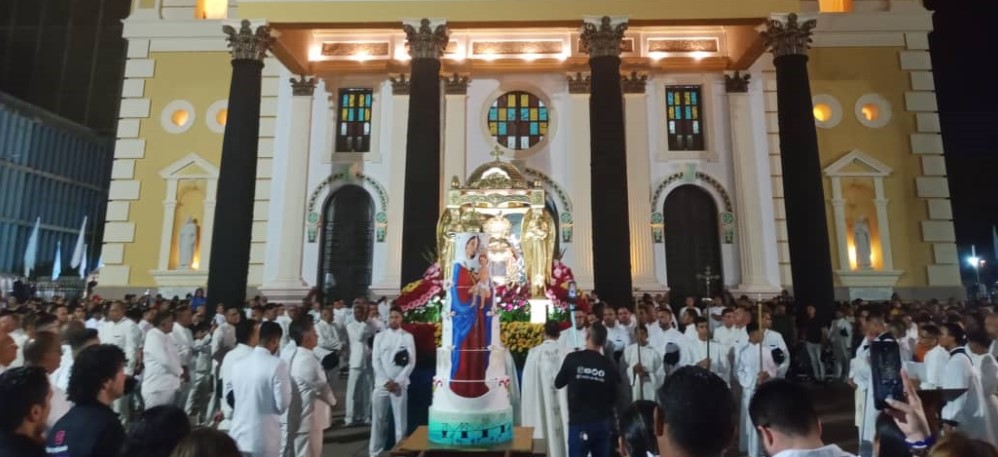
[319,373,859,457]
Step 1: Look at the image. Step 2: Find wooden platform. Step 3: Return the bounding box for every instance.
[390,426,546,457]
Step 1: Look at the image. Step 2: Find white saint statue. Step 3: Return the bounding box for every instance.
[178,217,199,270]
[853,216,873,270]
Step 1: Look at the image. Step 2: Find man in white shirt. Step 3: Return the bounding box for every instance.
[707,298,726,333]
[829,307,853,381]
[210,306,240,418]
[939,322,993,443]
[345,302,373,426]
[369,307,416,457]
[171,305,195,408]
[681,296,701,317]
[689,317,730,384]
[736,322,777,457]
[713,308,742,348]
[315,306,343,384]
[282,317,338,457]
[602,306,630,358]
[219,319,259,430]
[141,310,184,408]
[521,321,570,457]
[914,324,948,390]
[228,321,292,457]
[98,301,141,423]
[558,307,588,352]
[185,322,214,424]
[761,310,791,378]
[138,307,155,337]
[647,307,693,376]
[616,306,636,341]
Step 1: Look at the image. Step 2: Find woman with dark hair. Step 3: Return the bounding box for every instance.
[617,400,660,457]
[874,412,910,457]
[120,405,191,457]
[169,428,241,457]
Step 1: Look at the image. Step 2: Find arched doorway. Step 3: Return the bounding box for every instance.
[318,185,374,302]
[663,185,723,306]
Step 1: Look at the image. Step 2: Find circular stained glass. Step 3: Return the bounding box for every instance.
[487,91,549,151]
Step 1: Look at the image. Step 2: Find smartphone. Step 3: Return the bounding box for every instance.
[870,340,904,410]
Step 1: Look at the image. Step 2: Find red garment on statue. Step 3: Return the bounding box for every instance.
[450,265,490,398]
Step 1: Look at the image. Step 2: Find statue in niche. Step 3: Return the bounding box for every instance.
[178,217,199,270]
[853,216,873,270]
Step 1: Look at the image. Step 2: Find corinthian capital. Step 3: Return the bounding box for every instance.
[290,75,316,96]
[402,18,450,59]
[762,13,817,58]
[580,16,628,58]
[222,19,274,62]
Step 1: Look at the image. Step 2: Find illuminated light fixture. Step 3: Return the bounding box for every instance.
[690,51,709,61]
[479,51,500,62]
[171,110,190,127]
[813,103,832,122]
[521,53,541,62]
[308,45,322,61]
[528,298,551,324]
[847,241,857,271]
[350,50,373,62]
[198,0,227,19]
[648,51,666,61]
[215,109,228,127]
[860,103,879,121]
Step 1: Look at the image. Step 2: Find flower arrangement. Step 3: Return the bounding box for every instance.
[396,262,443,316]
[500,321,545,356]
[494,282,532,322]
[545,259,586,317]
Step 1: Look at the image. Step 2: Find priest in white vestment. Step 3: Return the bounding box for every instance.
[281,318,337,457]
[688,317,730,385]
[558,308,588,352]
[736,322,777,457]
[938,323,993,444]
[969,331,998,447]
[521,321,569,457]
[229,321,292,457]
[647,307,694,376]
[369,307,416,457]
[141,311,184,408]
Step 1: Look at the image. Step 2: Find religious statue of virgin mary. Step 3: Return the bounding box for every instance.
[449,233,493,398]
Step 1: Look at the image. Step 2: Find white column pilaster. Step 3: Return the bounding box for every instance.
[726,73,781,295]
[201,180,217,270]
[622,75,660,291]
[260,76,315,301]
[442,75,469,207]
[566,75,594,290]
[382,77,411,289]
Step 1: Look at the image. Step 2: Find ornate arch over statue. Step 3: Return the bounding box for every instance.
[306,170,389,244]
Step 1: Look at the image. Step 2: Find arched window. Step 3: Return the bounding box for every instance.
[487,91,549,150]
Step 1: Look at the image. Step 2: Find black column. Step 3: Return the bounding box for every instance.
[583,17,633,307]
[400,19,448,286]
[206,20,271,311]
[765,14,835,321]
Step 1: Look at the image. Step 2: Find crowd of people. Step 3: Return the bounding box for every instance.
[0,289,996,457]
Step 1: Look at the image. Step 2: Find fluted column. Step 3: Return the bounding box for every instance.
[622,72,658,291]
[382,75,411,289]
[763,13,835,320]
[260,75,316,301]
[400,18,449,286]
[566,73,594,290]
[725,72,781,296]
[206,20,273,311]
[582,16,633,306]
[442,74,469,210]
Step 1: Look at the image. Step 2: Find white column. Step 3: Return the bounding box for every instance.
[726,74,781,294]
[157,182,178,271]
[260,76,315,301]
[201,180,217,270]
[830,181,850,271]
[622,76,660,291]
[381,77,410,289]
[442,75,468,205]
[566,75,594,290]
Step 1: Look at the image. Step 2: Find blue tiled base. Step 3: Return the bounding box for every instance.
[427,406,514,446]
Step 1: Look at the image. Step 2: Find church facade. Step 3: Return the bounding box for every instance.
[96,0,961,303]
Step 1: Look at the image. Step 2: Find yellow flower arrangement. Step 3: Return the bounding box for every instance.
[500,321,545,356]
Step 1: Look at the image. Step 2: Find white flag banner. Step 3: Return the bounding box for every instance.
[70,216,88,268]
[52,240,63,281]
[22,217,40,277]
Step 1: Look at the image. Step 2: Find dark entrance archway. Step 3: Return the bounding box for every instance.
[663,185,723,307]
[318,185,374,302]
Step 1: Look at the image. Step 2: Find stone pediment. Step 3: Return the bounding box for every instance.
[159,153,219,179]
[823,149,892,177]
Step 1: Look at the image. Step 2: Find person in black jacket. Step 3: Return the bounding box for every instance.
[0,366,51,457]
[555,323,620,457]
[45,344,126,457]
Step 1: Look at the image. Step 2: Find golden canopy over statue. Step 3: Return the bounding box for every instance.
[436,147,555,295]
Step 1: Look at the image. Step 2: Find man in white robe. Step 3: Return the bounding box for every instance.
[829,307,853,381]
[229,321,292,457]
[141,310,184,408]
[369,307,416,457]
[171,306,195,408]
[282,317,337,457]
[852,311,904,457]
[761,310,790,378]
[913,324,948,389]
[219,319,258,430]
[938,323,993,443]
[647,307,694,376]
[736,322,777,457]
[98,301,141,423]
[345,303,373,426]
[688,317,730,385]
[314,306,343,387]
[623,324,664,402]
[521,321,570,457]
[969,330,998,447]
[558,308,588,352]
[602,306,631,360]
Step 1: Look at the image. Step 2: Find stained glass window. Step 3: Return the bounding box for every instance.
[488,91,549,151]
[665,85,705,151]
[335,88,373,153]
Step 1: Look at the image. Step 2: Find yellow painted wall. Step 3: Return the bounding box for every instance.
[124,52,231,286]
[239,0,798,24]
[808,47,931,287]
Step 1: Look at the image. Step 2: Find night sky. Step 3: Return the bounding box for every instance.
[925,0,998,285]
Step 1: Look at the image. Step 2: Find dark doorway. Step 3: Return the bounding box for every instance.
[318,185,374,302]
[663,185,723,306]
